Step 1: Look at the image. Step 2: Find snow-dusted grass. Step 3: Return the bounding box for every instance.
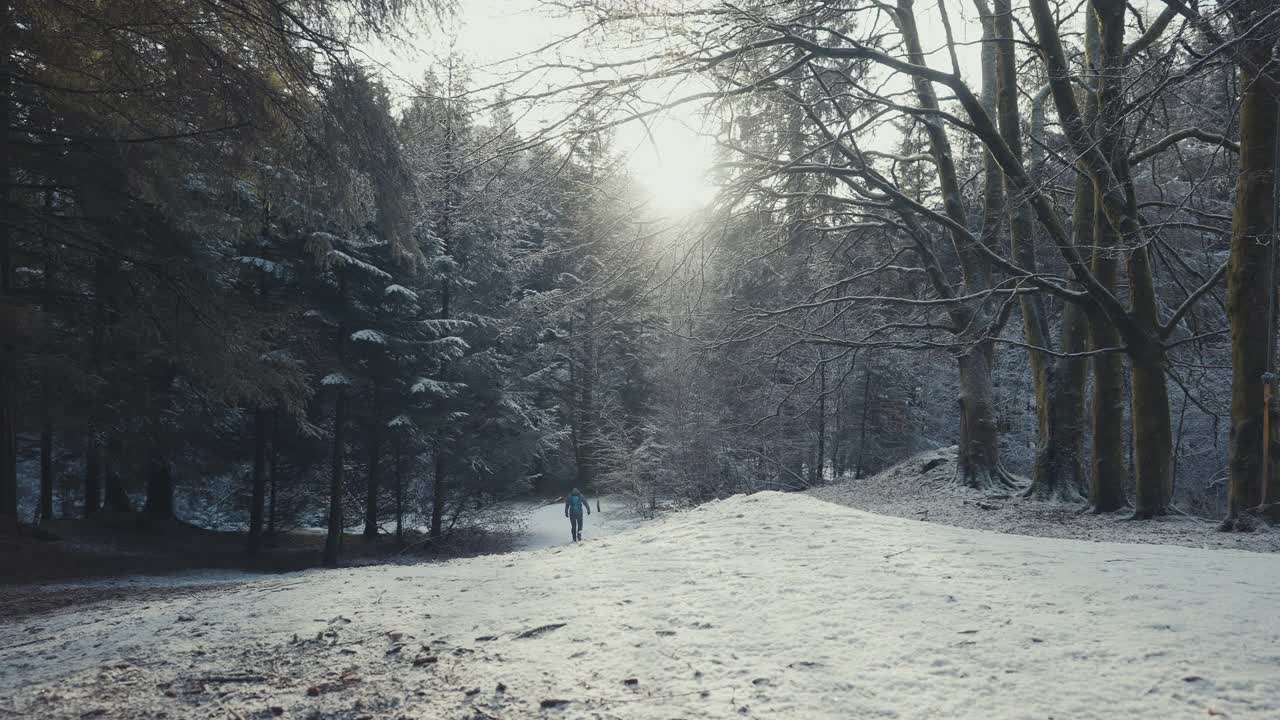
[3,492,1279,718]
[811,447,1280,554]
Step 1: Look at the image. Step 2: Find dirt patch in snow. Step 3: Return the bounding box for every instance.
[808,446,1280,553]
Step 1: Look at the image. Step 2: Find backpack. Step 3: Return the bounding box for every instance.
[569,494,583,514]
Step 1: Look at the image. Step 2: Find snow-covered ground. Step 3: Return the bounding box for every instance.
[509,495,644,550]
[3,492,1279,718]
[811,447,1280,553]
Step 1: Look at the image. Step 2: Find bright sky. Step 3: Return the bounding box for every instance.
[361,0,1100,213]
[363,0,721,213]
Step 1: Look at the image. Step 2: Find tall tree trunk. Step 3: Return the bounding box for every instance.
[84,436,101,516]
[814,359,826,485]
[323,392,346,567]
[1027,0,1179,513]
[102,444,131,513]
[897,0,1008,490]
[1096,0,1172,518]
[39,425,53,522]
[993,0,1057,496]
[267,413,278,537]
[59,447,71,518]
[141,359,177,522]
[247,409,268,554]
[430,433,445,540]
[1128,272,1173,519]
[325,275,350,566]
[1087,0,1131,512]
[394,436,403,543]
[1090,320,1128,512]
[832,373,845,476]
[1029,44,1090,503]
[39,255,56,521]
[1224,2,1279,526]
[0,0,17,524]
[956,343,1018,491]
[364,407,381,538]
[855,363,872,479]
[1044,194,1092,502]
[575,325,597,492]
[142,451,174,522]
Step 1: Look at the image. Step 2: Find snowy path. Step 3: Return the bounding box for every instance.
[3,492,1279,718]
[510,496,641,551]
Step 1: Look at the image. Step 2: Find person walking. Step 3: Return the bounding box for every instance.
[564,487,590,542]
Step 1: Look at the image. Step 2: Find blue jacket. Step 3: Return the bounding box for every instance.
[565,492,590,516]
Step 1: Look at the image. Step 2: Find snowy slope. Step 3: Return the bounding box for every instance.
[3,492,1279,719]
[810,447,1280,553]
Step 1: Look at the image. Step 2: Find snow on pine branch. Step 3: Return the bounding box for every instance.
[236,256,288,278]
[328,250,392,280]
[426,336,470,360]
[303,309,338,327]
[258,349,302,367]
[411,378,466,397]
[420,318,475,335]
[384,284,419,302]
[321,372,354,387]
[351,329,388,345]
[387,414,416,430]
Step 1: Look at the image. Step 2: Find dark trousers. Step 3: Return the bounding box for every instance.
[569,512,584,541]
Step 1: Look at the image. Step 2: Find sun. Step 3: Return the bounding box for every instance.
[622,113,719,214]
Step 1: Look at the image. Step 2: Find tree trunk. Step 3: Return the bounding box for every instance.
[1038,159,1094,503]
[142,451,174,522]
[1130,342,1172,518]
[1088,293,1128,511]
[1028,18,1091,503]
[84,436,101,516]
[993,0,1057,497]
[267,413,278,537]
[899,0,1008,493]
[814,360,826,485]
[323,392,346,567]
[1086,0,1131,513]
[59,452,71,518]
[832,373,845,476]
[393,436,403,543]
[142,360,177,522]
[430,433,445,540]
[37,252,57,522]
[575,327,597,493]
[955,344,1018,491]
[0,0,17,523]
[102,440,131,512]
[364,412,381,538]
[855,363,872,479]
[247,409,268,554]
[1224,3,1279,525]
[39,425,53,522]
[1111,3,1171,520]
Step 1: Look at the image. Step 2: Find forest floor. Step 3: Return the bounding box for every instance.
[810,447,1280,554]
[0,510,519,591]
[0,497,642,620]
[3,491,1279,719]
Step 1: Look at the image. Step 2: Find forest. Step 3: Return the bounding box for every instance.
[3,1,1280,718]
[0,0,1277,566]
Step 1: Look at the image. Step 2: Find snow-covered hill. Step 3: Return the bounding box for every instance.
[3,492,1278,718]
